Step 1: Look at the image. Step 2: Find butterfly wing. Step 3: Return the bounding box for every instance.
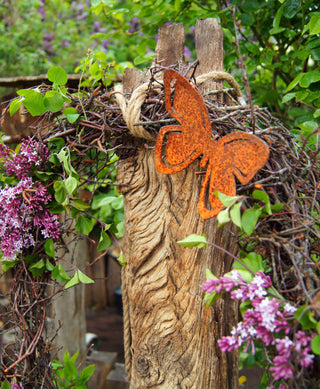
[198,133,269,219]
[155,70,212,173]
[217,132,270,184]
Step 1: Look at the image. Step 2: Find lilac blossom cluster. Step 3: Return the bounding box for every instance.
[0,137,49,179]
[0,138,59,260]
[203,270,314,388]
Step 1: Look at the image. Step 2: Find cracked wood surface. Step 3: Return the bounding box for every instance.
[118,19,238,389]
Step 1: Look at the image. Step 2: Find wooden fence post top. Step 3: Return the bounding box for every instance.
[154,23,185,67]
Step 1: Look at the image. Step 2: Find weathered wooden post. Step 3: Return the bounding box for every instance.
[117,19,239,388]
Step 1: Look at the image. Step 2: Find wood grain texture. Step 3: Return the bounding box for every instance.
[195,19,225,102]
[118,19,238,388]
[153,23,185,67]
[118,152,238,388]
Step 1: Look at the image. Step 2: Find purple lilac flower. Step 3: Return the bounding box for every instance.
[102,39,109,52]
[0,177,60,260]
[93,21,107,34]
[38,5,46,22]
[184,46,192,61]
[43,32,54,55]
[128,17,140,33]
[61,39,70,48]
[203,269,245,294]
[0,138,59,260]
[1,137,49,179]
[203,269,314,386]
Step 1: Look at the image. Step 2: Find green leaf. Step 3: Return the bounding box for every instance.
[9,97,23,116]
[137,40,147,56]
[23,254,38,264]
[245,353,256,368]
[64,272,80,289]
[309,14,320,35]
[64,359,78,381]
[80,364,95,382]
[57,148,70,175]
[51,360,63,370]
[69,349,79,364]
[73,199,91,210]
[54,180,67,204]
[78,269,95,284]
[240,13,254,26]
[286,73,304,92]
[294,305,317,329]
[1,259,18,272]
[45,259,54,272]
[47,66,68,85]
[235,269,254,283]
[217,208,230,227]
[49,203,65,214]
[206,268,216,280]
[62,349,70,364]
[49,137,65,150]
[44,91,65,113]
[97,230,112,251]
[215,191,239,207]
[298,120,318,133]
[17,89,36,97]
[204,290,222,308]
[63,107,80,123]
[65,176,78,195]
[75,215,95,235]
[242,208,261,235]
[311,47,320,61]
[252,190,271,215]
[311,335,320,355]
[230,202,242,228]
[241,0,261,12]
[1,382,11,389]
[117,252,127,268]
[177,233,207,248]
[269,26,286,34]
[94,51,107,61]
[282,92,296,103]
[111,196,124,210]
[29,259,45,277]
[35,171,56,181]
[314,109,320,119]
[115,221,124,238]
[300,71,320,88]
[133,53,154,65]
[44,238,55,257]
[233,252,265,274]
[283,0,300,19]
[272,4,284,28]
[52,264,71,283]
[271,203,284,212]
[23,91,47,116]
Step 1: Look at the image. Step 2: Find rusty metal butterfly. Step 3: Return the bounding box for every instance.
[155,69,270,219]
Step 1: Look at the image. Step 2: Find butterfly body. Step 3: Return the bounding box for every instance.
[155,70,270,219]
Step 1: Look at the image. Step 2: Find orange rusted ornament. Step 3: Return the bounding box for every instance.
[155,69,270,219]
